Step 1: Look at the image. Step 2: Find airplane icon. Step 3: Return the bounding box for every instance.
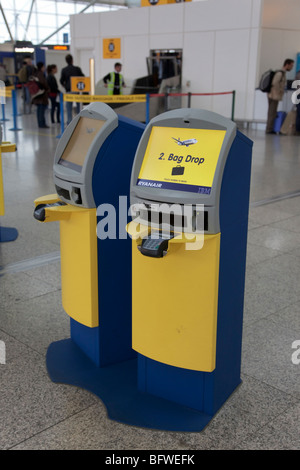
[172,137,197,147]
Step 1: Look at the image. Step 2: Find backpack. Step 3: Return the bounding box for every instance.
[18,66,28,84]
[259,69,282,93]
[26,76,44,99]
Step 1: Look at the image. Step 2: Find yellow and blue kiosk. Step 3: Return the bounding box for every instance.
[34,105,252,432]
[125,108,252,430]
[34,102,145,368]
[0,125,18,243]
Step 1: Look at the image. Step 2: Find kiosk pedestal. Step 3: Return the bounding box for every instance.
[125,108,252,429]
[0,135,18,243]
[33,103,145,377]
[34,105,252,432]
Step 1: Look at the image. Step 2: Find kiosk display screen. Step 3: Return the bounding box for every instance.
[58,117,106,172]
[137,126,226,194]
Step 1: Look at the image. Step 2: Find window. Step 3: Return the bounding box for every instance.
[0,0,127,45]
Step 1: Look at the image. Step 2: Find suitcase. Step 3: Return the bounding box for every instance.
[172,165,185,176]
[280,109,296,135]
[273,111,287,133]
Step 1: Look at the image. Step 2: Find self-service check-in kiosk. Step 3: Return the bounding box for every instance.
[33,104,252,433]
[126,108,253,431]
[0,125,18,243]
[34,102,145,371]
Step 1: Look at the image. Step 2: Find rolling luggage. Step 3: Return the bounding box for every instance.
[273,111,286,133]
[280,109,296,135]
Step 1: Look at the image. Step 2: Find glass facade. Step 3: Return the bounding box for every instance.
[0,0,126,45]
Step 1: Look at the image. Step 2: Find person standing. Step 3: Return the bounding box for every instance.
[47,64,60,124]
[266,58,294,134]
[18,56,36,113]
[60,54,84,125]
[103,63,126,95]
[295,69,300,134]
[32,62,50,129]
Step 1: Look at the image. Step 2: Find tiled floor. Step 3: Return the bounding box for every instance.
[0,100,299,450]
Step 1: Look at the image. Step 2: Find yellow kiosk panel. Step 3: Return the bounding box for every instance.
[59,207,98,328]
[0,148,4,216]
[137,126,226,195]
[132,229,220,372]
[34,195,99,328]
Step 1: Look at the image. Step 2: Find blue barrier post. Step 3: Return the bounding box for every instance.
[146,94,150,124]
[1,103,9,122]
[9,89,21,131]
[57,93,64,138]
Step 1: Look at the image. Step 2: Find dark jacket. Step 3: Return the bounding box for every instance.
[60,64,84,92]
[47,73,59,97]
[32,70,50,105]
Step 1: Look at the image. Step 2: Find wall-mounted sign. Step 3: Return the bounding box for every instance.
[53,45,68,50]
[141,0,191,5]
[70,76,91,93]
[103,38,121,59]
[14,47,35,53]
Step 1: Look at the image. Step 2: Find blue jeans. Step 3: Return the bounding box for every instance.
[49,96,60,123]
[66,99,80,125]
[36,104,47,128]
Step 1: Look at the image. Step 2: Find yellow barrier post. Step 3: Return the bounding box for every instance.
[0,140,18,242]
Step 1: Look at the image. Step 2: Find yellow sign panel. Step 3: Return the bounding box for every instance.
[64,93,146,103]
[141,0,191,6]
[0,86,13,98]
[103,38,121,59]
[137,126,226,195]
[70,76,91,93]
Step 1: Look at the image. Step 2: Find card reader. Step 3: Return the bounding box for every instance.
[139,234,174,258]
[33,201,66,222]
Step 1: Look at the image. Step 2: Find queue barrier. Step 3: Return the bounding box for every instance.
[0,86,22,131]
[0,87,236,134]
[60,90,236,132]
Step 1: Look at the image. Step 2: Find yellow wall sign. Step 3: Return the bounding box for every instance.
[141,0,191,6]
[70,76,91,93]
[64,94,146,103]
[103,38,121,59]
[137,126,226,195]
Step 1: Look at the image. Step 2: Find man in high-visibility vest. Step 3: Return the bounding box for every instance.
[103,63,126,95]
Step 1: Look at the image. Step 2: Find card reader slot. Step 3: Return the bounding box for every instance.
[33,201,67,221]
[55,185,71,201]
[139,233,174,258]
[140,204,208,231]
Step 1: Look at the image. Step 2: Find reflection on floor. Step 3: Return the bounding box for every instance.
[0,103,300,450]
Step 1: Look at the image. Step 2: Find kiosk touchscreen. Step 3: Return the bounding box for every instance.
[34,102,145,370]
[126,108,253,431]
[53,103,118,208]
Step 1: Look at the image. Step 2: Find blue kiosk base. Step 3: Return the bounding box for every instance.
[46,338,214,432]
[0,226,18,242]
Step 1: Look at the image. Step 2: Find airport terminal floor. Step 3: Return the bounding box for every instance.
[0,101,300,450]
